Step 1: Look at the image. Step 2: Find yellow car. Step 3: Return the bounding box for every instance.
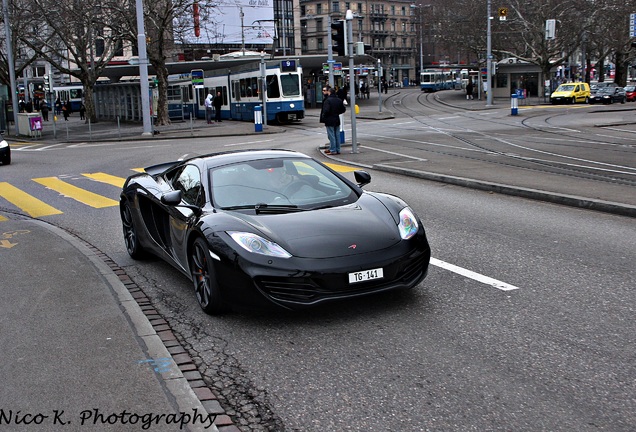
[550,82,591,104]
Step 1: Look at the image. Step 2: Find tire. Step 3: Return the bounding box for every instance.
[121,200,148,259]
[189,237,225,315]
[1,152,10,165]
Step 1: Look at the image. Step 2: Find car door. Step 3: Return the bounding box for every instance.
[167,164,205,271]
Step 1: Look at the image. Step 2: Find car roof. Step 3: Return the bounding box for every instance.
[144,150,311,176]
[200,149,310,167]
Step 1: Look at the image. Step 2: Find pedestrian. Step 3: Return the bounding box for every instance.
[320,86,346,155]
[466,78,474,100]
[62,101,69,121]
[204,93,213,124]
[55,97,62,115]
[18,99,26,113]
[336,85,347,101]
[65,100,72,116]
[213,91,223,122]
[40,99,49,121]
[79,102,86,120]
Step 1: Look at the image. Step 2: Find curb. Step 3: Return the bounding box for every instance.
[29,217,241,432]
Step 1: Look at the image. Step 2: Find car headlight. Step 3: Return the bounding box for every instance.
[0,140,8,149]
[398,207,419,240]
[228,231,292,258]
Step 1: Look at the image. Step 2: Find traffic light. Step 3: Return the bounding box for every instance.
[331,21,347,56]
[43,75,50,93]
[498,7,508,21]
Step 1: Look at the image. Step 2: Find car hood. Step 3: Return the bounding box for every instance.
[228,194,402,258]
[551,90,574,97]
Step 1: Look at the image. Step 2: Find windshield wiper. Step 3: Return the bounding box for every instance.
[220,203,306,214]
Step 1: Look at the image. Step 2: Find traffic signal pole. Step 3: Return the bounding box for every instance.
[346,10,357,153]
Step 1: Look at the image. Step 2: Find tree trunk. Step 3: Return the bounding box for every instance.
[613,52,629,87]
[153,64,171,126]
[81,80,98,124]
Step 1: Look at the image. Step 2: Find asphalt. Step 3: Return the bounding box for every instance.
[1,88,633,431]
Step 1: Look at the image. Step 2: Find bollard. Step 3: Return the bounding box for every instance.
[511,94,518,116]
[339,113,345,144]
[254,105,263,132]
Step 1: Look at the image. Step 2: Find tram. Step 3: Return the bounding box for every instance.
[420,69,453,92]
[92,60,304,124]
[172,60,304,123]
[52,85,84,111]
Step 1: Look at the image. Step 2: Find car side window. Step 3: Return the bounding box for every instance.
[174,165,204,206]
[575,85,579,92]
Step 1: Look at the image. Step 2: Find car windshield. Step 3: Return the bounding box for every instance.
[557,84,575,91]
[210,157,358,210]
[625,86,635,91]
[597,88,615,95]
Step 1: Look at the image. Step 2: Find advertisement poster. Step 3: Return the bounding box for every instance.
[177,0,275,46]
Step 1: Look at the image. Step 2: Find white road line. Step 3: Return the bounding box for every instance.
[224,139,275,147]
[430,257,520,291]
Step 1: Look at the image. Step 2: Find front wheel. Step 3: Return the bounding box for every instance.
[189,238,225,315]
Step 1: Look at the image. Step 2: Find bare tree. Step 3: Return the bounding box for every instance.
[18,0,125,123]
[117,0,217,126]
[1,1,39,89]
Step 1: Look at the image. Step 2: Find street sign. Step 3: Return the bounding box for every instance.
[191,69,204,89]
[333,62,342,75]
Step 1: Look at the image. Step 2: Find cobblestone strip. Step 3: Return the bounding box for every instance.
[85,243,242,432]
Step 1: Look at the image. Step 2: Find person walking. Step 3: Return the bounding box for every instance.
[204,93,213,124]
[79,102,86,120]
[466,78,474,100]
[320,87,346,155]
[213,91,223,122]
[62,101,70,121]
[40,99,50,121]
[55,97,62,115]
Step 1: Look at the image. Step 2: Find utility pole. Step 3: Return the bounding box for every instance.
[486,0,493,106]
[3,0,19,135]
[346,10,357,153]
[135,0,152,135]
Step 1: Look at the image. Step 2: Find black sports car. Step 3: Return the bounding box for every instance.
[120,149,430,314]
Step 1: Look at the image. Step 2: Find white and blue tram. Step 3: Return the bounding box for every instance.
[420,70,453,92]
[92,60,304,124]
[172,60,304,123]
[52,85,84,111]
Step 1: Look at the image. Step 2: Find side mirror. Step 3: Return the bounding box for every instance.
[161,190,182,205]
[354,170,371,187]
[161,190,202,216]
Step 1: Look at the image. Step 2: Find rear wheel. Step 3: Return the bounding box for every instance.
[189,237,225,315]
[121,200,148,259]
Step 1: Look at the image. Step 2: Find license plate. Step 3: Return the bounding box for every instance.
[348,267,384,284]
[288,114,297,120]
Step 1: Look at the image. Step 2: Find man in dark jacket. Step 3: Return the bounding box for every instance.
[320,87,346,155]
[213,91,223,122]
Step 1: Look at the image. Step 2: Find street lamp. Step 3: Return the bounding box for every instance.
[410,4,424,77]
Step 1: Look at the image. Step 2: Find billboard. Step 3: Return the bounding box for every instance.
[178,0,275,46]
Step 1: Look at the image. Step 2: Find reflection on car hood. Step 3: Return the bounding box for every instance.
[229,194,402,258]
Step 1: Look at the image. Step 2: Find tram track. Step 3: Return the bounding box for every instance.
[376,90,636,187]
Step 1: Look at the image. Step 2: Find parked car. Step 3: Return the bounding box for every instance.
[588,86,626,104]
[590,81,618,96]
[550,82,591,104]
[120,149,431,314]
[0,130,10,165]
[624,85,636,102]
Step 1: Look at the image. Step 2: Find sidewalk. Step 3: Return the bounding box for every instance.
[0,213,238,432]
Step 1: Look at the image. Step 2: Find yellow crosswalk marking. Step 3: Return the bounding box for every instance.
[82,172,126,188]
[0,182,63,217]
[32,177,118,208]
[0,214,7,221]
[325,162,358,172]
